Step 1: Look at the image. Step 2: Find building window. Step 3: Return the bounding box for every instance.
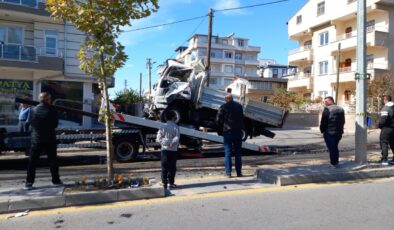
[224,65,233,73]
[210,49,222,58]
[261,96,269,103]
[344,90,352,101]
[235,66,243,75]
[45,30,57,55]
[198,36,207,43]
[366,20,375,32]
[222,39,229,45]
[235,53,242,60]
[272,69,278,78]
[366,54,374,68]
[319,61,329,75]
[319,31,329,46]
[209,77,219,85]
[317,1,325,16]
[4,27,23,44]
[296,15,302,24]
[224,78,233,86]
[224,51,233,59]
[237,39,245,47]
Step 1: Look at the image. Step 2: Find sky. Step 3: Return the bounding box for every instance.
[110,0,307,98]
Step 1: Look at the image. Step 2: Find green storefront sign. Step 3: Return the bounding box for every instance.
[0,79,33,94]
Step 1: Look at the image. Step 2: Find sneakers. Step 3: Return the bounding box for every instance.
[169,184,177,189]
[24,183,33,190]
[329,164,340,169]
[237,174,243,177]
[52,180,64,187]
[380,159,389,166]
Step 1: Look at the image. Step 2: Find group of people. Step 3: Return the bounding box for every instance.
[21,92,394,191]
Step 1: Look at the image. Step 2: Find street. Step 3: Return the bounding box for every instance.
[1,178,394,230]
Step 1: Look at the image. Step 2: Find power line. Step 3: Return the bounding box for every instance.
[122,0,288,33]
[215,0,289,12]
[124,15,207,32]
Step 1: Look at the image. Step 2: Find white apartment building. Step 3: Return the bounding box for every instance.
[258,59,297,78]
[287,0,394,108]
[0,0,103,131]
[175,34,260,89]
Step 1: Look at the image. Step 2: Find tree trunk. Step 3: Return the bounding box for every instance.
[100,53,114,181]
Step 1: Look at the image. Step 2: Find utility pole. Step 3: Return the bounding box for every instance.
[335,43,341,104]
[139,72,142,100]
[146,58,153,97]
[355,0,368,165]
[206,8,213,87]
[124,80,128,91]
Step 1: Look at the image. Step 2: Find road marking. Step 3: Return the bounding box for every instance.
[1,176,394,220]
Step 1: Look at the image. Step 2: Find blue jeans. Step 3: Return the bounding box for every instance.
[324,133,342,165]
[223,130,242,176]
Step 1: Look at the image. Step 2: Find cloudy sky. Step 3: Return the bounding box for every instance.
[111,0,306,97]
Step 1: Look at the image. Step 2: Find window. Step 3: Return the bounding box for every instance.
[261,96,269,103]
[296,15,302,24]
[235,53,242,60]
[0,27,5,44]
[45,30,57,55]
[224,51,233,59]
[250,82,272,90]
[224,65,233,73]
[319,61,329,75]
[319,31,329,46]
[224,79,233,86]
[272,69,278,78]
[317,1,325,16]
[235,66,243,75]
[210,49,222,58]
[366,20,375,32]
[222,39,229,45]
[198,36,207,43]
[7,27,23,44]
[209,77,219,85]
[237,39,245,47]
[366,54,374,68]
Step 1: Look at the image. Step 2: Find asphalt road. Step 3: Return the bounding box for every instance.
[1,179,394,230]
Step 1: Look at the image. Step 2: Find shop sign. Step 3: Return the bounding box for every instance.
[0,79,33,94]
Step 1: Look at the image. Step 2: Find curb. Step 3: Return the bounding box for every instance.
[0,186,164,214]
[257,165,394,186]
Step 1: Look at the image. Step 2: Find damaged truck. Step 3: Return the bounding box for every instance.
[146,59,287,141]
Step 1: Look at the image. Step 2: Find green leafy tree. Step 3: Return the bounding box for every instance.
[46,0,158,180]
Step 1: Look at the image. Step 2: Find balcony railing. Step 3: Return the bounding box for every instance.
[0,44,63,62]
[1,0,38,8]
[285,72,311,80]
[334,26,388,42]
[289,45,312,55]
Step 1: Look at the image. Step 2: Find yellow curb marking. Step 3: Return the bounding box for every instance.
[1,176,394,220]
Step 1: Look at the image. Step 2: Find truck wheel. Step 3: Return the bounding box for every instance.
[161,107,182,123]
[113,139,139,162]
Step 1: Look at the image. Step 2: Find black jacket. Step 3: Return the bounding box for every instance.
[378,102,394,129]
[320,105,345,135]
[30,102,59,144]
[216,100,244,134]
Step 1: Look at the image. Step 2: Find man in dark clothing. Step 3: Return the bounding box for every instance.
[320,96,345,168]
[216,93,244,177]
[378,95,394,166]
[25,92,62,190]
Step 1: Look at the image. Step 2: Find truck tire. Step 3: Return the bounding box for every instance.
[161,107,182,123]
[113,139,139,162]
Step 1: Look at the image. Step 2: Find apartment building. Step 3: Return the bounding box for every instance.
[287,0,394,110]
[175,34,260,89]
[0,0,101,131]
[258,59,297,78]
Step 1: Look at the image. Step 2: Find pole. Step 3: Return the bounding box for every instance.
[335,43,341,104]
[146,58,152,97]
[355,0,368,165]
[206,8,213,87]
[139,72,142,100]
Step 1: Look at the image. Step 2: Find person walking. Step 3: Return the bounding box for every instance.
[18,101,31,133]
[25,92,62,190]
[216,93,244,177]
[378,95,394,166]
[156,110,180,190]
[320,96,345,168]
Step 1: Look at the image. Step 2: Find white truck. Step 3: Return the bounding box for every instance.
[148,59,287,140]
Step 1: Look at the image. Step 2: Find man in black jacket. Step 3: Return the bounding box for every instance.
[25,92,62,190]
[320,96,345,168]
[216,93,244,177]
[378,95,394,165]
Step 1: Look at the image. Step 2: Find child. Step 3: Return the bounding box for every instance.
[156,111,180,189]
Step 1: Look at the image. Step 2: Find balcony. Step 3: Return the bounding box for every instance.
[288,45,312,65]
[0,0,51,20]
[1,0,38,7]
[0,44,63,71]
[331,27,389,53]
[285,72,312,90]
[329,62,389,83]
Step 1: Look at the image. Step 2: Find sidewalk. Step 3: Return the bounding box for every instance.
[1,151,394,214]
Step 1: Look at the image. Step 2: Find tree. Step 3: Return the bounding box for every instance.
[46,0,158,181]
[367,72,394,118]
[113,88,144,105]
[271,86,298,111]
